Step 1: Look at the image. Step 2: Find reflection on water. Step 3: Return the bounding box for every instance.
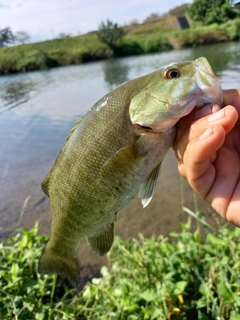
[1,81,35,112]
[103,59,130,89]
[0,41,240,280]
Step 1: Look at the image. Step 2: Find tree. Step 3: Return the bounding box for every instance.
[0,27,14,47]
[15,31,30,44]
[97,20,125,54]
[143,13,162,23]
[168,4,190,17]
[188,0,238,25]
[57,32,72,39]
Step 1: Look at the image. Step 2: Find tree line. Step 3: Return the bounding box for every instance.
[97,0,239,56]
[0,27,30,47]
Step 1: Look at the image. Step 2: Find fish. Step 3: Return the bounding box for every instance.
[38,57,223,287]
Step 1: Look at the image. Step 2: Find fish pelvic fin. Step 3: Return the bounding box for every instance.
[138,163,161,208]
[87,222,114,256]
[38,247,80,288]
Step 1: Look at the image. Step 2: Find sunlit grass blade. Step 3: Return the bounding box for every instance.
[182,206,215,231]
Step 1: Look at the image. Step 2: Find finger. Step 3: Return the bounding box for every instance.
[226,182,240,227]
[207,144,240,221]
[223,89,240,119]
[175,104,220,147]
[173,105,238,161]
[178,124,225,199]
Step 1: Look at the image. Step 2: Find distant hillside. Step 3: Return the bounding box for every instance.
[125,16,188,36]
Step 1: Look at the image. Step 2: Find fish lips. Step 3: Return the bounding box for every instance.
[193,71,223,108]
[162,81,223,130]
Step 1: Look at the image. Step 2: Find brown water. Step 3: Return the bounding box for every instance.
[0,42,240,283]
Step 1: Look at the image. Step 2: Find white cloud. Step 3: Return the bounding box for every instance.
[0,0,192,42]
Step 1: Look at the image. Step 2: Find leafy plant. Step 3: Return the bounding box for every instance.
[0,224,60,319]
[97,19,125,56]
[187,0,238,25]
[1,218,240,319]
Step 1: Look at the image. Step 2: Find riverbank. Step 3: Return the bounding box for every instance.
[1,222,240,319]
[0,18,240,76]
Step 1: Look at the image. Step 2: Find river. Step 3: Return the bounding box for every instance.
[0,41,240,283]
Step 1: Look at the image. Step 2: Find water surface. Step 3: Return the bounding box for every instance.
[1,42,240,281]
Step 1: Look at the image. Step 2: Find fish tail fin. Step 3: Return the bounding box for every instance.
[38,246,80,287]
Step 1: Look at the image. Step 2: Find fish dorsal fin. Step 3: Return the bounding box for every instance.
[41,153,61,197]
[42,174,51,197]
[138,163,161,208]
[66,117,83,141]
[87,223,114,256]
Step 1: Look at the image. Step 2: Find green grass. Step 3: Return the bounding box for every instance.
[1,212,240,320]
[0,35,108,75]
[171,19,240,48]
[1,18,240,75]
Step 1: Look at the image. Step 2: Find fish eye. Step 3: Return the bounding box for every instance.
[165,68,180,79]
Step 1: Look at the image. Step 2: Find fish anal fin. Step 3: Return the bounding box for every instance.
[38,247,80,288]
[87,223,114,256]
[138,163,161,208]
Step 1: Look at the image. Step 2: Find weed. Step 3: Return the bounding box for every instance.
[1,219,240,319]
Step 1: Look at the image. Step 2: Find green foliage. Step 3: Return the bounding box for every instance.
[0,224,60,319]
[0,35,108,75]
[143,13,162,23]
[1,221,240,319]
[225,18,240,40]
[171,19,240,48]
[188,0,238,25]
[113,33,172,57]
[76,225,240,319]
[97,19,125,55]
[0,27,15,47]
[168,4,190,17]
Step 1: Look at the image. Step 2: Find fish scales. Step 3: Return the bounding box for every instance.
[38,57,223,287]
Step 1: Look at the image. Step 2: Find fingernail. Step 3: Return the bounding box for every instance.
[195,104,220,119]
[208,109,225,122]
[199,126,214,141]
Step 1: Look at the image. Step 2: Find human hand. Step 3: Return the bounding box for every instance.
[172,89,240,226]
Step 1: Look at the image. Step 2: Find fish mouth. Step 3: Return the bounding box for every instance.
[193,58,223,107]
[134,123,154,132]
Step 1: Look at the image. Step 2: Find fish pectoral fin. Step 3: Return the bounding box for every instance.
[138,163,161,208]
[38,247,80,288]
[99,141,142,180]
[87,222,114,256]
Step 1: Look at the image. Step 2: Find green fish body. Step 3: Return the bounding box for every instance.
[38,57,222,286]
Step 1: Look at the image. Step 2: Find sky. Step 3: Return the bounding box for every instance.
[0,0,193,43]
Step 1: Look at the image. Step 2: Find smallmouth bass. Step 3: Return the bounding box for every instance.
[38,57,223,286]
